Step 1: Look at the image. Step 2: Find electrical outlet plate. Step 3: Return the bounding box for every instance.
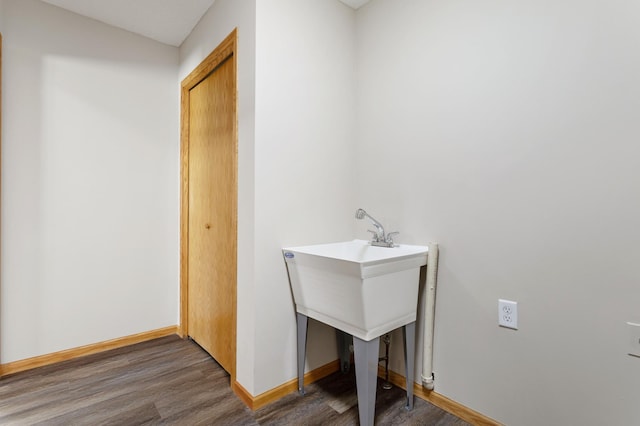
[627,322,640,357]
[498,299,518,330]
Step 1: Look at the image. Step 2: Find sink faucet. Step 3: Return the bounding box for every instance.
[355,208,398,247]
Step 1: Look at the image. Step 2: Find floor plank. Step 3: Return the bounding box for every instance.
[0,336,469,425]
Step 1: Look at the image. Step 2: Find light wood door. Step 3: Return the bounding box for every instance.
[182,31,237,376]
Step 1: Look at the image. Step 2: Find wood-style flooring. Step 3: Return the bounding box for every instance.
[0,335,469,425]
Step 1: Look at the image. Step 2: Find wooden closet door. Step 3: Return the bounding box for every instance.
[186,51,237,375]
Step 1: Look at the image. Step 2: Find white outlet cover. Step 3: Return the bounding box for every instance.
[627,322,640,357]
[498,299,518,330]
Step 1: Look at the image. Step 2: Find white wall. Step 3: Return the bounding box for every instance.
[355,0,640,424]
[179,0,257,393]
[181,0,356,396]
[1,0,179,363]
[253,0,356,395]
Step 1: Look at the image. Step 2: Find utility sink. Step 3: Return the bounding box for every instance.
[283,239,428,341]
[284,238,429,425]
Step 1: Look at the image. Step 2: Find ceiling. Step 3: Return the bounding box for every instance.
[39,0,371,48]
[338,0,371,9]
[40,0,217,47]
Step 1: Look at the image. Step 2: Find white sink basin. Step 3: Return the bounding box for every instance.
[283,239,428,341]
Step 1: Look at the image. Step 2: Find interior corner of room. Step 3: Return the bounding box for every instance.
[1,0,639,425]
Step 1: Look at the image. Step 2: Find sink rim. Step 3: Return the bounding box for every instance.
[283,239,428,266]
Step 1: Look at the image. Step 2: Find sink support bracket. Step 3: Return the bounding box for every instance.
[353,335,381,426]
[336,329,353,373]
[295,313,416,425]
[296,313,308,395]
[403,322,416,410]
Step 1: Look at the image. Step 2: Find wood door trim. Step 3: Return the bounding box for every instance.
[179,29,238,379]
[1,33,3,306]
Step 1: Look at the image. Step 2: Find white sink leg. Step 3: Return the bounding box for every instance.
[402,322,416,410]
[296,313,308,395]
[353,335,380,426]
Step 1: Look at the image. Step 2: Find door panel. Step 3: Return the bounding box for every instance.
[187,54,236,375]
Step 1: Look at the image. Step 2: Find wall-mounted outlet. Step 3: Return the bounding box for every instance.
[627,322,640,357]
[498,299,518,330]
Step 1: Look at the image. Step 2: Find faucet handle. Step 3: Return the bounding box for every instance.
[367,229,380,241]
[386,231,399,243]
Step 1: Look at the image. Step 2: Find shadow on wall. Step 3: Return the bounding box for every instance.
[1,28,46,361]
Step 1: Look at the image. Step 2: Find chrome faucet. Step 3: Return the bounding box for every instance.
[355,208,398,247]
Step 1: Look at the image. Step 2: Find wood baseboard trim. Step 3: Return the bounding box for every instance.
[233,359,498,424]
[0,326,178,377]
[233,359,341,411]
[378,366,501,426]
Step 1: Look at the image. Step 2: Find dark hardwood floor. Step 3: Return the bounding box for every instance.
[0,335,469,425]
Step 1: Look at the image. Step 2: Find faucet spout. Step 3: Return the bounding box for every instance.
[355,209,385,240]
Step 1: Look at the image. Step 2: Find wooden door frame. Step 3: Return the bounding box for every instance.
[1,33,3,332]
[179,29,238,378]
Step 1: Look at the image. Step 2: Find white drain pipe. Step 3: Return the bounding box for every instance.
[421,242,439,390]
